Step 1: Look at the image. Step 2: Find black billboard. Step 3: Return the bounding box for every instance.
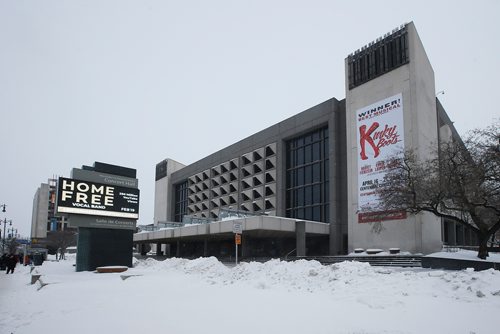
[56,177,140,219]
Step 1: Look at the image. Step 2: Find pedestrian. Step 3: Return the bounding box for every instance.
[6,253,18,274]
[0,253,7,271]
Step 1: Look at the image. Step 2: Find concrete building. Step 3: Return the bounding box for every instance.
[31,178,71,243]
[154,159,186,224]
[135,22,468,258]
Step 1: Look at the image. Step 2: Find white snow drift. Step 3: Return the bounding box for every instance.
[1,254,499,334]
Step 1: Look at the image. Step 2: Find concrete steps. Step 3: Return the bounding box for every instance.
[292,255,422,267]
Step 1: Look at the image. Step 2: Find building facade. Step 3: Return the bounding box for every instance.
[345,23,443,254]
[31,178,71,242]
[138,22,466,258]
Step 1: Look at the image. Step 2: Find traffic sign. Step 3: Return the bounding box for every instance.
[232,222,242,234]
[235,234,241,245]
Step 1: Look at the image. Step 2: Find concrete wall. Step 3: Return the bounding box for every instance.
[345,22,442,254]
[406,22,442,254]
[153,158,185,225]
[331,99,348,254]
[154,177,168,224]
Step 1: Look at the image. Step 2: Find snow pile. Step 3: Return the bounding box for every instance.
[427,249,500,263]
[1,257,500,334]
[133,257,500,300]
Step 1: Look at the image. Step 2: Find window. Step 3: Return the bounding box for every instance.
[174,180,188,222]
[285,127,329,223]
[155,160,168,181]
[348,27,409,90]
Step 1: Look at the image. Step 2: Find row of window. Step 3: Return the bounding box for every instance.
[286,127,330,223]
[286,204,329,224]
[286,161,329,188]
[174,126,330,223]
[348,28,409,89]
[174,181,189,222]
[286,182,329,208]
[288,128,328,149]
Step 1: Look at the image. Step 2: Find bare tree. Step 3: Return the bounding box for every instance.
[377,121,499,259]
[46,229,77,259]
[5,238,20,254]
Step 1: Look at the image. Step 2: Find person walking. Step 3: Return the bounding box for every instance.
[6,253,18,274]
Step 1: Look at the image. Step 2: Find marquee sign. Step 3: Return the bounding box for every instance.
[356,93,406,223]
[56,177,140,219]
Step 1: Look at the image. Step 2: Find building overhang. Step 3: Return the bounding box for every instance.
[133,216,329,243]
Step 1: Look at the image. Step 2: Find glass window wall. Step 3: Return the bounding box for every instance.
[285,127,329,223]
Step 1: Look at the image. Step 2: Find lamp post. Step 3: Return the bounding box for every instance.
[8,227,16,239]
[2,218,12,254]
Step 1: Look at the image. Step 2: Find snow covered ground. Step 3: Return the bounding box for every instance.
[1,255,500,334]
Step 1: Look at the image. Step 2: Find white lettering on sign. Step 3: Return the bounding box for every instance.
[356,93,404,215]
[60,179,114,206]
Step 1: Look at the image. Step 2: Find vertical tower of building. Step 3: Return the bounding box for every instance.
[345,22,442,254]
[154,158,186,225]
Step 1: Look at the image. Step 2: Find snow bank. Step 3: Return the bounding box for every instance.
[427,249,500,263]
[132,257,500,299]
[1,257,500,334]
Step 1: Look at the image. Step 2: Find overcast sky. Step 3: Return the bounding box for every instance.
[1,0,498,237]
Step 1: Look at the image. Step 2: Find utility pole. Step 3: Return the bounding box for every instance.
[2,218,13,254]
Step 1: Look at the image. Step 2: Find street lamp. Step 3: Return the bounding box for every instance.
[2,218,12,253]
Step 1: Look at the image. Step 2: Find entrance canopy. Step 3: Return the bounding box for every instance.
[134,215,329,244]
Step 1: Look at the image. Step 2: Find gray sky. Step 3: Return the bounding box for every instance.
[1,0,498,237]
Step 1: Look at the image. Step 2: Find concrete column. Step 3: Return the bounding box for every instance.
[242,235,251,258]
[165,244,171,257]
[329,109,342,255]
[156,243,163,256]
[140,244,147,256]
[296,220,306,257]
[203,239,208,257]
[176,241,181,257]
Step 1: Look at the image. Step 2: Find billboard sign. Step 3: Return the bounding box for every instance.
[356,93,406,222]
[56,177,140,219]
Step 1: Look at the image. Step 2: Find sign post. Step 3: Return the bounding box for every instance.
[235,234,241,264]
[232,222,242,265]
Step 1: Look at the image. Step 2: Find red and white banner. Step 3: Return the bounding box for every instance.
[356,93,405,222]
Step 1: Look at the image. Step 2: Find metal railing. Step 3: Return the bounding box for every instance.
[182,216,214,225]
[284,248,296,261]
[137,222,184,232]
[137,209,267,233]
[218,208,265,221]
